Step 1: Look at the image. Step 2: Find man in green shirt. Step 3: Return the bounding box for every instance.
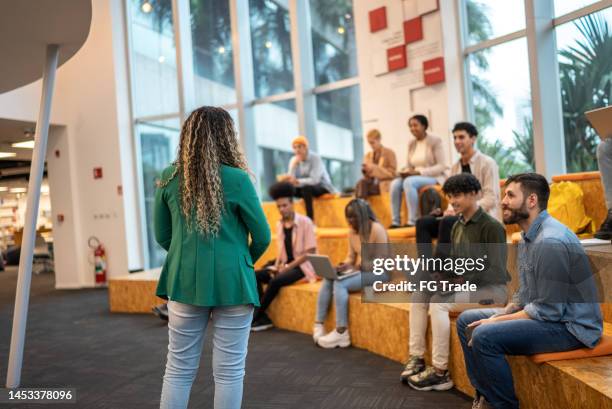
[402,173,509,392]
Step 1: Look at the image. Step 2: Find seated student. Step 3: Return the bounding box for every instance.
[251,182,317,331]
[417,122,500,259]
[314,199,389,348]
[355,129,397,198]
[401,173,509,391]
[279,136,336,222]
[390,115,448,228]
[456,173,603,409]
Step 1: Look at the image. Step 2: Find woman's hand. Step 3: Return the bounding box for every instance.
[336,263,351,273]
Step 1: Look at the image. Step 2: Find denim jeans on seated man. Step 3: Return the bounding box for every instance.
[455,210,603,409]
[390,175,438,226]
[409,285,507,374]
[160,301,253,409]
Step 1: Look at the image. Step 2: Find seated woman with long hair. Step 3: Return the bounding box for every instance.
[314,199,389,348]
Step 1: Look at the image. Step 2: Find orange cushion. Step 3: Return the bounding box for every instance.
[318,193,338,200]
[316,227,350,238]
[386,227,416,239]
[528,335,612,364]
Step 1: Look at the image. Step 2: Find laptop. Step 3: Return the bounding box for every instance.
[307,254,360,281]
[585,106,612,140]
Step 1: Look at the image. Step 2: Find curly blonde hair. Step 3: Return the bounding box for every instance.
[159,107,247,236]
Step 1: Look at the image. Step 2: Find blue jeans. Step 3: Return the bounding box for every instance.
[160,301,254,409]
[456,309,584,409]
[316,272,389,328]
[390,175,438,225]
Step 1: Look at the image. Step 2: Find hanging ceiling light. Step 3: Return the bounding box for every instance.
[0,152,16,159]
[12,140,35,149]
[141,1,153,13]
[265,41,272,49]
[337,26,346,34]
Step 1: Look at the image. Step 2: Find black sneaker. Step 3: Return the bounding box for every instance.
[251,314,274,332]
[152,304,168,321]
[407,366,454,391]
[594,210,612,240]
[400,356,425,383]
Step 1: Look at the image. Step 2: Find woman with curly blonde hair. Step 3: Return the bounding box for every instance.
[155,106,271,409]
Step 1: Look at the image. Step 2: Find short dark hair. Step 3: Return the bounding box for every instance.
[452,122,478,138]
[409,114,429,130]
[269,182,295,201]
[442,173,482,195]
[504,173,550,210]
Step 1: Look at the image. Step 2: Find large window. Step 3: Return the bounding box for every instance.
[465,0,525,46]
[128,0,179,117]
[190,0,236,107]
[249,0,294,97]
[136,119,180,268]
[309,0,357,85]
[469,39,534,177]
[315,86,363,191]
[461,0,611,175]
[126,0,361,268]
[556,7,612,172]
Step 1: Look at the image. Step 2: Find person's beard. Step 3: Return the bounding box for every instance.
[502,199,530,225]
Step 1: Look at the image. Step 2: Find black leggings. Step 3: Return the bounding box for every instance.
[295,184,330,221]
[415,215,459,258]
[255,267,304,320]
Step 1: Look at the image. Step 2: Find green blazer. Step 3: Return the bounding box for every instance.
[154,164,271,307]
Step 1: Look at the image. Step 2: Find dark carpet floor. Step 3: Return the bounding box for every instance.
[0,267,472,408]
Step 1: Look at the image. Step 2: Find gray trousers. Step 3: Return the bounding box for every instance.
[598,138,612,209]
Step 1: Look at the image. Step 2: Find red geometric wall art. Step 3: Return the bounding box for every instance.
[369,7,387,33]
[403,16,423,44]
[423,57,445,85]
[387,46,408,72]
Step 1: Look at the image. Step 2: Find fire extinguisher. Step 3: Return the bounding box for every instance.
[88,236,107,286]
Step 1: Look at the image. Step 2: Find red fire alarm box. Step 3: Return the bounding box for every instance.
[57,214,65,223]
[93,167,103,179]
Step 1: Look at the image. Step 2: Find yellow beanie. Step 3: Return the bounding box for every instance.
[292,135,309,148]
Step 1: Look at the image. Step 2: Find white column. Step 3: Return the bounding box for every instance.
[289,0,318,150]
[6,44,59,389]
[525,0,566,177]
[230,0,260,187]
[171,0,196,121]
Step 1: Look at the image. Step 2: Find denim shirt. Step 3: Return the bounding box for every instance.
[513,211,603,347]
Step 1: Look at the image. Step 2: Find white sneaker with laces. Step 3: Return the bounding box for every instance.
[317,328,351,348]
[313,323,325,344]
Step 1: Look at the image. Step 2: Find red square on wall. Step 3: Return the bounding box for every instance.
[423,57,445,85]
[387,46,407,72]
[404,16,423,44]
[93,167,103,179]
[369,7,387,32]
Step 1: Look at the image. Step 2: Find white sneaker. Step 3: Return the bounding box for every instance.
[313,323,325,344]
[317,328,351,348]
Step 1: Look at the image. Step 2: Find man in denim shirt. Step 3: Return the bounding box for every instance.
[456,173,603,409]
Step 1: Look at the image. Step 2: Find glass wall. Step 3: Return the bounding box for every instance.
[465,0,525,45]
[249,0,294,97]
[190,0,237,107]
[469,39,534,177]
[126,0,361,268]
[461,0,612,175]
[128,0,179,117]
[136,119,180,268]
[315,86,363,190]
[555,7,612,172]
[309,0,357,85]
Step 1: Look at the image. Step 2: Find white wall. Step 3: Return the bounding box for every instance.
[354,0,463,166]
[0,0,142,288]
